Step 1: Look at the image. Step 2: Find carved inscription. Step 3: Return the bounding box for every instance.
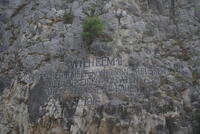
[37,57,183,107]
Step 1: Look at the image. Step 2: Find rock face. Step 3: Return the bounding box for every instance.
[0,0,200,134]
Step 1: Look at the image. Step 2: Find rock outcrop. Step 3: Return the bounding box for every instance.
[0,0,200,134]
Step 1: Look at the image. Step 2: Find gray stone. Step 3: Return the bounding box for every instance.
[194,5,200,20]
[90,41,113,56]
[28,76,48,123]
[0,79,5,94]
[0,0,199,133]
[128,55,140,70]
[0,12,9,24]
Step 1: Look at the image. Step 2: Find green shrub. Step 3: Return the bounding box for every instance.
[63,11,74,24]
[81,16,104,46]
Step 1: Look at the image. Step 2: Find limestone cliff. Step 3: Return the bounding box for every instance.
[0,0,200,134]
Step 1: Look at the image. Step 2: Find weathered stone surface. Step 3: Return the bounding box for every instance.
[28,76,48,123]
[0,0,199,134]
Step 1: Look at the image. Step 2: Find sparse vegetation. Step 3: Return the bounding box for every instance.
[193,113,200,134]
[81,16,104,47]
[63,11,74,24]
